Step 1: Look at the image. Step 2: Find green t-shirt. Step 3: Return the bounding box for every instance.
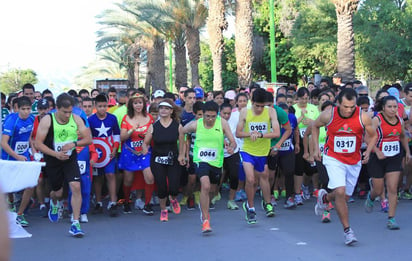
[270,105,289,147]
[31,100,38,116]
[293,103,319,138]
[112,105,127,152]
[1,107,10,124]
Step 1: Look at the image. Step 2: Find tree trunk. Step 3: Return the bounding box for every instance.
[185,26,201,87]
[151,36,166,91]
[174,37,188,89]
[127,62,135,88]
[235,0,254,89]
[134,61,140,89]
[333,0,359,82]
[145,44,153,94]
[207,0,228,91]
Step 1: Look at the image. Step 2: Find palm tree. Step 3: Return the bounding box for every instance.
[235,0,254,89]
[332,0,359,82]
[207,0,228,91]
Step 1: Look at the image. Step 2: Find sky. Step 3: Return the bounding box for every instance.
[0,0,116,93]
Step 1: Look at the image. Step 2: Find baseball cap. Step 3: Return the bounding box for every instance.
[224,90,236,100]
[153,89,165,99]
[37,98,49,110]
[194,87,204,99]
[266,87,274,94]
[387,87,400,102]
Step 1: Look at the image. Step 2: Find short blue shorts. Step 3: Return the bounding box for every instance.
[240,151,267,173]
[94,157,116,176]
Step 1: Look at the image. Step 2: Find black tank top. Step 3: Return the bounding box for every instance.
[152,119,179,158]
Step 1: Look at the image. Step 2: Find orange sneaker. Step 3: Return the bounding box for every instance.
[160,210,168,222]
[170,198,181,214]
[202,219,212,233]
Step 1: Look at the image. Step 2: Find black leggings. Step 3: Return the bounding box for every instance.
[223,152,240,190]
[151,160,181,199]
[277,152,295,199]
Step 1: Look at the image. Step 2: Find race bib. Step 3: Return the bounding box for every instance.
[154,156,173,165]
[54,141,73,156]
[299,128,307,138]
[78,161,87,175]
[248,122,268,134]
[280,138,293,151]
[198,148,217,161]
[14,141,29,154]
[131,140,143,149]
[382,141,400,157]
[319,143,325,154]
[334,136,356,153]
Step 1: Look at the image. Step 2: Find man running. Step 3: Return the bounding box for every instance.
[35,93,92,237]
[236,88,280,224]
[311,88,377,245]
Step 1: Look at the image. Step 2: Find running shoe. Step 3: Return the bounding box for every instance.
[227,200,239,210]
[202,219,212,233]
[400,191,412,200]
[16,214,29,227]
[92,203,103,215]
[242,202,257,224]
[347,196,355,203]
[235,191,243,202]
[312,189,319,198]
[314,189,328,216]
[7,199,15,212]
[108,203,118,217]
[387,218,400,230]
[273,190,279,200]
[39,204,48,218]
[358,190,367,199]
[143,204,154,216]
[187,195,195,210]
[222,182,230,191]
[80,214,88,223]
[123,202,132,214]
[179,196,188,206]
[262,201,275,217]
[284,197,296,209]
[280,190,286,198]
[321,211,331,223]
[380,199,389,213]
[294,194,303,206]
[69,222,85,238]
[344,228,357,245]
[364,192,374,213]
[328,202,334,210]
[150,195,160,205]
[301,185,311,200]
[209,202,215,210]
[160,210,168,222]
[48,201,60,222]
[211,192,221,205]
[270,195,277,206]
[170,198,181,214]
[134,198,145,210]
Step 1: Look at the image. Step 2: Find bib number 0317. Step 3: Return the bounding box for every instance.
[334,136,356,153]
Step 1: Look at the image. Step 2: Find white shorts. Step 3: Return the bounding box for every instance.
[322,154,361,196]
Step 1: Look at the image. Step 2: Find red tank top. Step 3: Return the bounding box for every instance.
[376,113,402,157]
[324,106,364,165]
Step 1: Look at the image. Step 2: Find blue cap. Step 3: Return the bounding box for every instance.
[387,87,400,102]
[194,87,204,99]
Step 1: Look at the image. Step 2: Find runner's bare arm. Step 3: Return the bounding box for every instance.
[73,115,92,148]
[222,118,237,154]
[142,124,153,155]
[179,120,197,161]
[311,109,332,161]
[273,121,292,151]
[235,107,249,138]
[362,112,377,163]
[178,124,187,165]
[266,107,280,139]
[400,122,411,161]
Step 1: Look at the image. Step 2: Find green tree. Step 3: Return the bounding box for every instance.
[0,69,38,94]
[199,38,238,91]
[354,0,412,82]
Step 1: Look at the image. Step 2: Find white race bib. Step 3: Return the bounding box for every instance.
[14,141,29,154]
[54,141,73,156]
[198,148,217,161]
[319,143,325,154]
[77,161,87,175]
[334,136,356,153]
[248,122,268,134]
[131,140,143,149]
[280,138,293,151]
[382,141,400,157]
[299,128,307,138]
[154,156,172,165]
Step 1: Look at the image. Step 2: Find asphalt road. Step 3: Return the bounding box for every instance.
[11,193,412,261]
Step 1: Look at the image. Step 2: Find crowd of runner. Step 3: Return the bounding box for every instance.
[2,80,412,245]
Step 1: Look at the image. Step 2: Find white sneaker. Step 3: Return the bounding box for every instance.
[344,228,358,245]
[80,214,88,223]
[134,198,145,210]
